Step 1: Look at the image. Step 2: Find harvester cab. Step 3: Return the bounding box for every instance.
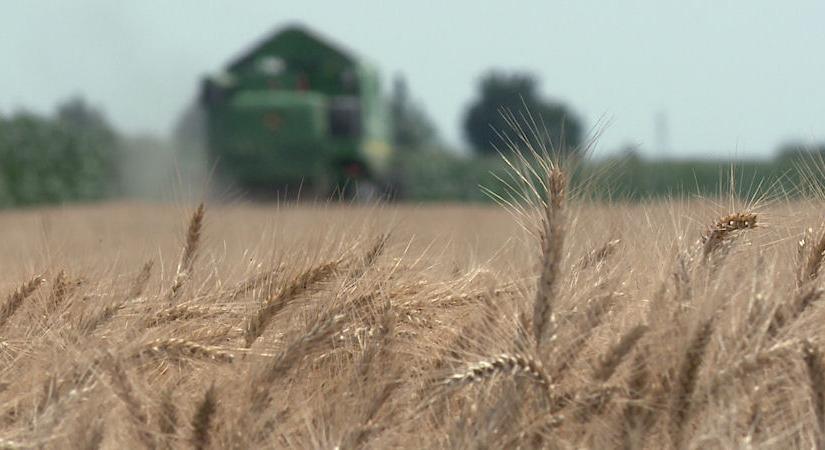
[200,25,392,199]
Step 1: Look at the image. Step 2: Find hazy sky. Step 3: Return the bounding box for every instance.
[2,1,824,158]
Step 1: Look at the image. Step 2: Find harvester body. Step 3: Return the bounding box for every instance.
[200,25,392,196]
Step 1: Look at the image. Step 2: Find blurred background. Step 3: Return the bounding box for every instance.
[1,1,824,206]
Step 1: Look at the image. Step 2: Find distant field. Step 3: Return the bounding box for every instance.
[0,196,824,449]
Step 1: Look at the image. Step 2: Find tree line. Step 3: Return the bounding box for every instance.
[0,70,821,206]
[0,98,118,206]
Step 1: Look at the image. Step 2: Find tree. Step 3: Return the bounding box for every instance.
[389,75,438,151]
[463,71,582,156]
[0,97,119,206]
[56,97,120,196]
[776,140,825,162]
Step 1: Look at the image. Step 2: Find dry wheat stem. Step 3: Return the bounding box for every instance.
[702,340,798,402]
[804,340,825,449]
[504,412,565,449]
[593,324,649,382]
[701,212,757,258]
[433,285,519,308]
[167,203,205,304]
[47,270,81,312]
[341,379,401,450]
[130,260,154,299]
[191,384,218,450]
[576,238,622,270]
[134,338,235,363]
[739,384,765,449]
[541,384,620,412]
[797,228,813,282]
[354,306,395,381]
[361,233,389,270]
[767,287,824,339]
[621,350,654,450]
[244,260,340,347]
[670,317,715,449]
[571,385,622,422]
[78,260,155,336]
[551,293,614,380]
[533,167,566,350]
[103,356,156,449]
[804,227,825,283]
[444,353,551,388]
[0,275,45,329]
[145,303,228,328]
[227,266,283,300]
[341,308,398,449]
[79,416,105,450]
[180,203,205,275]
[248,313,345,415]
[159,388,178,441]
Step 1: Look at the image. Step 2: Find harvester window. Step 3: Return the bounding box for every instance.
[257,56,285,75]
[329,96,361,138]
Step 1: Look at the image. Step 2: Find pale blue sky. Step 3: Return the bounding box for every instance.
[1,1,824,158]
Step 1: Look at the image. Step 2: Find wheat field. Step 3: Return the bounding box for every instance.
[3,160,825,449]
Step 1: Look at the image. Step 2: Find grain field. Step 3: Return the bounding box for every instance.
[1,164,825,449]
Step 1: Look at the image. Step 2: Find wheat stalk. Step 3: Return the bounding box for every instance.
[551,293,614,380]
[741,386,764,449]
[244,260,340,347]
[361,233,389,270]
[702,340,797,400]
[134,338,235,363]
[0,274,45,329]
[227,265,283,300]
[804,340,825,449]
[621,350,654,450]
[670,317,715,448]
[167,203,205,304]
[248,312,345,414]
[767,287,823,339]
[78,415,106,450]
[593,324,648,383]
[571,385,622,422]
[701,212,757,258]
[103,357,156,449]
[444,353,551,388]
[354,305,395,381]
[802,226,825,283]
[47,270,82,313]
[533,167,567,350]
[576,238,621,270]
[191,384,217,450]
[158,387,178,447]
[340,379,401,450]
[77,260,153,335]
[130,259,154,299]
[145,303,228,328]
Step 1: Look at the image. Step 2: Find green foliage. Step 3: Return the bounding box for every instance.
[463,71,583,156]
[389,75,438,151]
[0,98,118,207]
[390,150,508,201]
[582,156,798,201]
[392,149,814,203]
[776,141,825,163]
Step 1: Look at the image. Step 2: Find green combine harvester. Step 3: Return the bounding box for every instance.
[200,25,393,198]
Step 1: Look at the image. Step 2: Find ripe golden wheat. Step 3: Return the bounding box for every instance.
[2,158,825,449]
